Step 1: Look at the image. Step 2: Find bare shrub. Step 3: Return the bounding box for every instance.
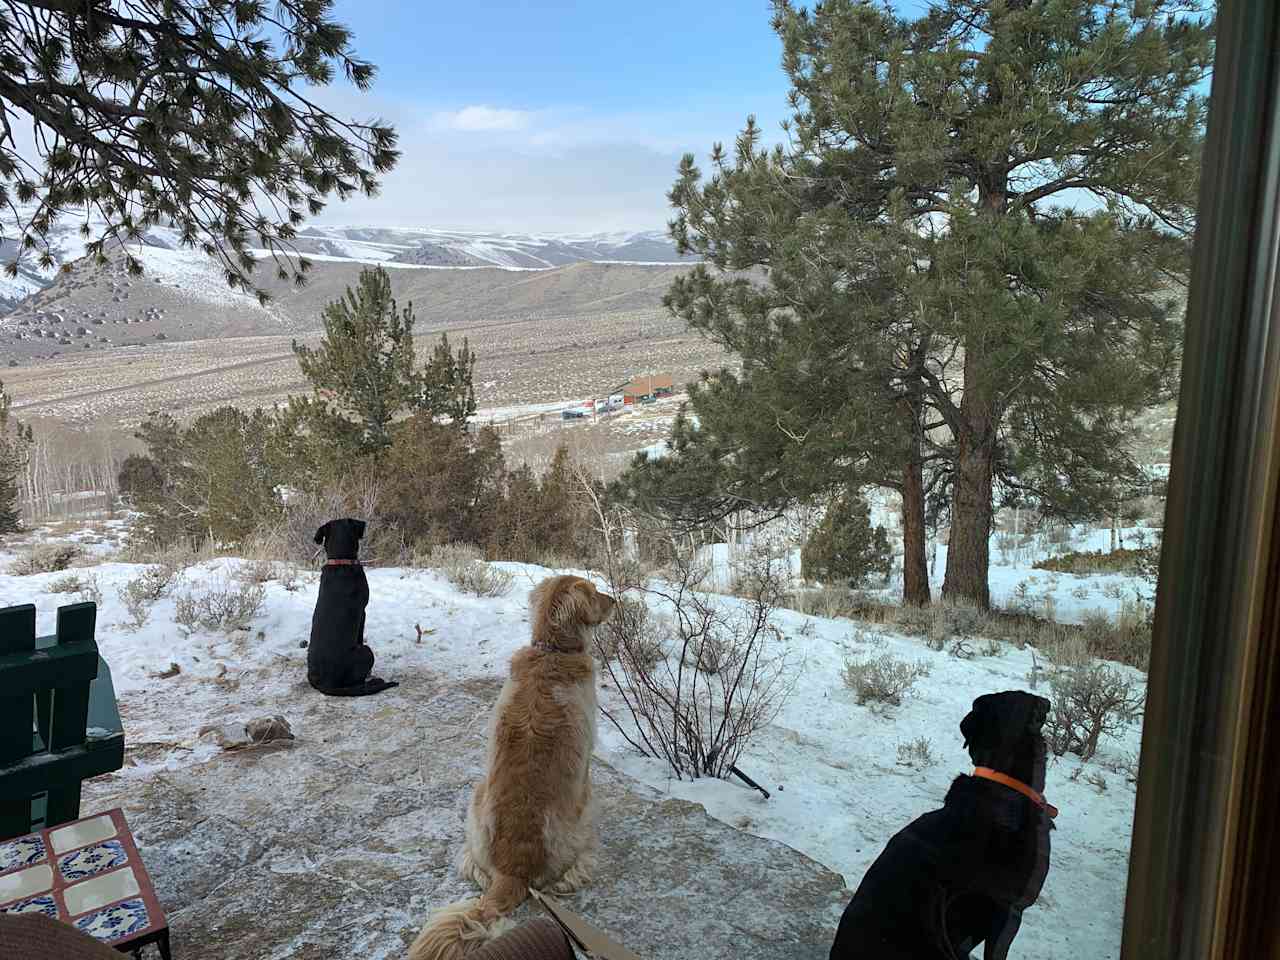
[278,564,303,592]
[47,573,87,594]
[267,476,386,566]
[581,472,795,781]
[593,597,665,669]
[1102,751,1142,785]
[50,571,104,606]
[1045,663,1145,761]
[236,559,277,584]
[896,736,936,768]
[429,543,512,597]
[842,653,931,707]
[116,562,179,631]
[174,578,265,633]
[10,541,83,574]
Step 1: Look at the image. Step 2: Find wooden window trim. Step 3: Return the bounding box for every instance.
[1121,1,1280,956]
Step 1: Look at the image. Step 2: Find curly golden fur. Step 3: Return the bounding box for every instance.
[408,576,616,960]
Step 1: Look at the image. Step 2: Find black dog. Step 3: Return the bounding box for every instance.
[307,518,398,697]
[830,691,1055,960]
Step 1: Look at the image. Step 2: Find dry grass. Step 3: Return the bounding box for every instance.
[831,596,1153,671]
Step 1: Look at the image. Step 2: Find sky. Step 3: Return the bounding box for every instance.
[316,1,932,234]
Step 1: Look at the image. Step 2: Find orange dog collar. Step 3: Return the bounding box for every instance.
[973,767,1059,819]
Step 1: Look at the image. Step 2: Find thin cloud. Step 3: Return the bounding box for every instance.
[443,105,533,132]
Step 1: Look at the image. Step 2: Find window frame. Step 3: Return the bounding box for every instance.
[1121,1,1280,956]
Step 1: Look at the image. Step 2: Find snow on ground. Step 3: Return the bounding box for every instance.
[0,528,1145,960]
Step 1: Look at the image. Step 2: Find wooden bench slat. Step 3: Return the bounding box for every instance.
[56,602,96,647]
[0,735,125,798]
[0,604,35,655]
[0,605,38,767]
[0,643,99,693]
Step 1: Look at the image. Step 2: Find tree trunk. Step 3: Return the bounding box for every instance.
[944,428,995,609]
[901,456,930,605]
[944,342,996,609]
[941,173,1007,611]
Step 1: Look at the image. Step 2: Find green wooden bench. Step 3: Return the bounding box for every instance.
[0,602,126,841]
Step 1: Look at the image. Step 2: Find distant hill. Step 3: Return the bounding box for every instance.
[0,213,698,363]
[0,211,696,310]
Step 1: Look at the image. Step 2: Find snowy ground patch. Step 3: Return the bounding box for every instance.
[0,535,1146,959]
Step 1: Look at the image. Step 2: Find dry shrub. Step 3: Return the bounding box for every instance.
[236,559,277,584]
[116,537,222,568]
[896,736,936,768]
[1084,600,1153,668]
[1045,663,1145,761]
[583,476,795,781]
[47,572,88,594]
[787,586,873,620]
[10,541,83,574]
[842,653,931,707]
[593,597,665,669]
[117,563,179,632]
[429,543,512,597]
[49,571,104,606]
[174,578,265,633]
[266,474,386,566]
[1033,546,1152,575]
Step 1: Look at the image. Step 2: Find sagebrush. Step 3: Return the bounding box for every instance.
[1045,663,1145,761]
[10,541,82,575]
[174,579,265,633]
[429,543,512,597]
[842,653,931,707]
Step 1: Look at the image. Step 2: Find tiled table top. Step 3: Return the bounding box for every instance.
[0,809,167,948]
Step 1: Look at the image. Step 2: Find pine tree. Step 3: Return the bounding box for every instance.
[0,0,398,303]
[419,332,478,429]
[801,493,893,589]
[291,266,477,458]
[128,408,280,545]
[0,380,33,535]
[293,267,420,452]
[646,0,1210,609]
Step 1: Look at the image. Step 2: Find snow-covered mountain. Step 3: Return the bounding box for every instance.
[292,225,697,270]
[0,213,696,308]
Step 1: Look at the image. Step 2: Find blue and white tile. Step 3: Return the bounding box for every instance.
[74,898,150,942]
[0,836,47,874]
[58,840,128,882]
[0,894,59,919]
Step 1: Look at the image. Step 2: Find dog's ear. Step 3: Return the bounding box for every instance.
[960,695,998,750]
[1031,694,1051,731]
[313,521,331,546]
[552,580,594,629]
[353,519,367,540]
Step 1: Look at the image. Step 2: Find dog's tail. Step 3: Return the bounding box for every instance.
[407,873,528,960]
[310,678,399,697]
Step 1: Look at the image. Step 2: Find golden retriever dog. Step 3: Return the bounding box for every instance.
[408,575,616,960]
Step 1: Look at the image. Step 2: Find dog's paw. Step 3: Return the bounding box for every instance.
[457,850,490,889]
[550,856,594,894]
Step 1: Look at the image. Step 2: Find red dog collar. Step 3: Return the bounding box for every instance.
[323,559,362,567]
[973,767,1059,819]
